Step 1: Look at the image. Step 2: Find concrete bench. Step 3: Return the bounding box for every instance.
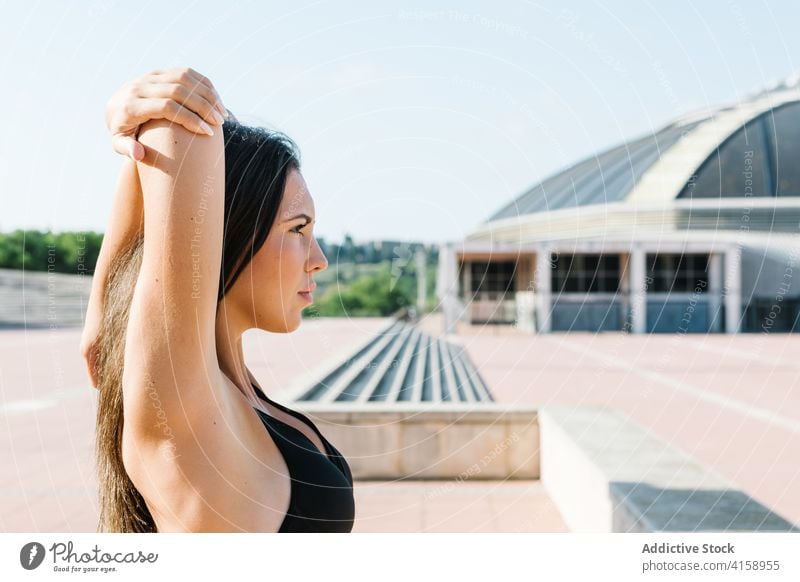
[292,397,798,532]
[294,403,539,480]
[538,405,799,532]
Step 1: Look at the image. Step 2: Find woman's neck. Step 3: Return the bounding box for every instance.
[214,300,251,398]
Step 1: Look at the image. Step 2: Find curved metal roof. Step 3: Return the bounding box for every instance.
[486,120,703,222]
[483,84,800,227]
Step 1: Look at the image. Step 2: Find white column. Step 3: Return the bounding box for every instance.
[436,243,459,335]
[629,246,647,334]
[514,255,536,333]
[724,245,742,333]
[708,253,723,333]
[515,291,536,333]
[535,246,552,333]
[461,261,472,323]
[619,253,631,330]
[415,248,426,315]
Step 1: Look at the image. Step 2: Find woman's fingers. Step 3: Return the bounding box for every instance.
[111,134,145,161]
[130,140,145,160]
[149,68,225,117]
[110,97,215,160]
[183,68,226,117]
[137,82,224,127]
[131,98,216,136]
[105,67,226,159]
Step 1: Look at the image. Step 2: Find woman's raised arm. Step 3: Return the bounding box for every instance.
[82,68,226,390]
[122,116,225,439]
[80,159,143,389]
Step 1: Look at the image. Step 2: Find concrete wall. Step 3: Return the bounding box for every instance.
[538,405,798,532]
[294,403,539,480]
[299,401,799,532]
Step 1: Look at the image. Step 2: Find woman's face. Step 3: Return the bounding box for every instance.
[231,168,328,333]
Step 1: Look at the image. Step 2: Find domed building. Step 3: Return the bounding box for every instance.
[437,80,800,334]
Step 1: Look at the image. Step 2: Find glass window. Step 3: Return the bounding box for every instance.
[646,253,709,293]
[764,102,800,197]
[679,117,771,198]
[552,254,620,293]
[470,261,517,295]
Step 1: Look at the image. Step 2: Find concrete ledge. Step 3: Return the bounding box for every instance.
[539,405,799,532]
[294,403,539,480]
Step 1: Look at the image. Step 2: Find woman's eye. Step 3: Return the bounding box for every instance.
[291,224,306,236]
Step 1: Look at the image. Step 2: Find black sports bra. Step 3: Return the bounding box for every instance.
[250,383,355,532]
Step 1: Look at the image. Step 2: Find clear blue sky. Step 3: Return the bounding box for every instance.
[1,0,798,245]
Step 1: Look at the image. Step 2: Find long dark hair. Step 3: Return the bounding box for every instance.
[94,118,301,532]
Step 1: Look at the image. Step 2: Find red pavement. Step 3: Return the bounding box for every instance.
[436,316,800,528]
[9,314,790,532]
[0,319,567,533]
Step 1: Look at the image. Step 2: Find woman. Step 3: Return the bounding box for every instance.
[80,68,355,533]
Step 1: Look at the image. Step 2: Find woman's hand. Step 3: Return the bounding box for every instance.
[105,67,227,160]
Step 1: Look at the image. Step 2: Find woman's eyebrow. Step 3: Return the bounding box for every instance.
[282,213,314,224]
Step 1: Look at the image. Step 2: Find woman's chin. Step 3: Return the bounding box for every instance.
[283,312,303,333]
[256,313,302,334]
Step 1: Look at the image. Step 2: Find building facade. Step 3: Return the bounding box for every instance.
[437,83,800,334]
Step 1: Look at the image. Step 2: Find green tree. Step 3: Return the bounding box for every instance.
[314,262,411,316]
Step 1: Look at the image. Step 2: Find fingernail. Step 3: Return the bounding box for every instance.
[199,121,214,136]
[211,110,224,125]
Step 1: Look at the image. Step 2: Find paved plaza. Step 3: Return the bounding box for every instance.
[1,313,797,531]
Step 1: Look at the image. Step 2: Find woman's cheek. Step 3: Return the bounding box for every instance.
[289,237,307,265]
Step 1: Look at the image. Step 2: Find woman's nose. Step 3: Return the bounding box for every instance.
[309,239,328,271]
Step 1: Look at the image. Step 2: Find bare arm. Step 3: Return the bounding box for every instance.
[90,159,144,303]
[81,67,226,389]
[123,118,225,434]
[80,159,144,388]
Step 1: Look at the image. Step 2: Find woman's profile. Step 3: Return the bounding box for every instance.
[80,67,354,533]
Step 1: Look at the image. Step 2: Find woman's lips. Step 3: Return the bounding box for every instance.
[298,291,313,303]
